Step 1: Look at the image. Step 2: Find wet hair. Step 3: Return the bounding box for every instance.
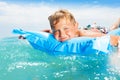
[48,9,77,30]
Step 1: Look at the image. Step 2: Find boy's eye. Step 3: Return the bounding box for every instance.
[64,27,68,30]
[64,27,70,31]
[53,30,59,34]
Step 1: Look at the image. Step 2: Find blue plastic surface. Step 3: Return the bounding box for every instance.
[13,29,112,55]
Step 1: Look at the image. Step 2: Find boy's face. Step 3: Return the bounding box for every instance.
[52,18,78,42]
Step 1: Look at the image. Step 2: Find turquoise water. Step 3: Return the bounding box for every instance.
[0,37,120,80]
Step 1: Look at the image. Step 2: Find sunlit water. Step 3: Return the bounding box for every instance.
[0,37,120,80]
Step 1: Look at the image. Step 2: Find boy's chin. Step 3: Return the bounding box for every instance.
[59,39,70,42]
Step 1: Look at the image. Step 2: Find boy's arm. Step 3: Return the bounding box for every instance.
[79,29,120,46]
[79,29,106,37]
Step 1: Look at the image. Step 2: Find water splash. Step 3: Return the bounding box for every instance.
[1,37,120,80]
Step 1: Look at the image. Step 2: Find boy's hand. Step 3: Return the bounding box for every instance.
[42,29,52,33]
[18,35,26,39]
[110,36,120,46]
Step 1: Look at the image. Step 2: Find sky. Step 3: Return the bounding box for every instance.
[0,0,120,38]
[0,0,119,7]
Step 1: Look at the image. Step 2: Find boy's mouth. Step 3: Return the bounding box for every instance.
[59,37,68,42]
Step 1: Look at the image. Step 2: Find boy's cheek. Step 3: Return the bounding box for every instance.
[54,35,58,40]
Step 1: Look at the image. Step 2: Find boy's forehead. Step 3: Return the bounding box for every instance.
[53,18,71,24]
[54,19,72,26]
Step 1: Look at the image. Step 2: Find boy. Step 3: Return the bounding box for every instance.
[47,9,120,46]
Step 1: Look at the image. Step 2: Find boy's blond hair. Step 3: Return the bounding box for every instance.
[48,9,77,29]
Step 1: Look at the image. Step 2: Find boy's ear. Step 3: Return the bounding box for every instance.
[75,22,79,29]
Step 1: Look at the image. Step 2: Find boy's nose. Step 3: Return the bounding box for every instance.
[59,30,66,37]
